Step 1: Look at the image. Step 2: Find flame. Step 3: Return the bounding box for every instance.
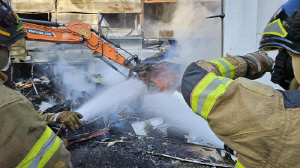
[150,61,184,92]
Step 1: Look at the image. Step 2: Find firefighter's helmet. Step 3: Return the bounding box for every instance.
[259,0,300,88]
[0,0,25,47]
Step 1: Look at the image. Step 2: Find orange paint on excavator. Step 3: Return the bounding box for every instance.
[23,21,133,69]
[22,19,184,93]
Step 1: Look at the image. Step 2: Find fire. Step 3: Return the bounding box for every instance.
[149,61,185,92]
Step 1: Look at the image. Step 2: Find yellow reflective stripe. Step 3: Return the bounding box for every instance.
[210,60,226,77]
[0,30,10,36]
[17,25,24,31]
[201,78,232,120]
[220,58,235,79]
[191,73,233,120]
[236,160,245,168]
[210,58,236,79]
[37,136,61,168]
[263,19,288,38]
[191,73,215,112]
[16,127,54,168]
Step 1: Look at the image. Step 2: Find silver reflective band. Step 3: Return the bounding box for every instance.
[1,55,11,71]
[54,112,61,121]
[263,18,288,38]
[245,54,262,72]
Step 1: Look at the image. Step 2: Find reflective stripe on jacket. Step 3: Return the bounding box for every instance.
[0,72,72,168]
[236,160,245,168]
[16,127,61,168]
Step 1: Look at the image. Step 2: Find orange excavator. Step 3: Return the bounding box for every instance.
[20,18,183,92]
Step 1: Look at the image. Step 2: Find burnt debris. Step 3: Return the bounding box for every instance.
[65,109,235,168]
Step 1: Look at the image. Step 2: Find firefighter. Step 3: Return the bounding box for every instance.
[0,1,82,167]
[181,0,300,167]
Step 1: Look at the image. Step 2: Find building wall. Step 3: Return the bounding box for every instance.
[224,0,288,55]
[224,0,288,89]
[8,0,145,62]
[10,0,142,13]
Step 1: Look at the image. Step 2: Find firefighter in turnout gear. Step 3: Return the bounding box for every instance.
[0,1,82,167]
[181,0,300,167]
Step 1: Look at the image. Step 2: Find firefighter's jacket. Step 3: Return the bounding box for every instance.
[0,72,72,168]
[181,55,300,168]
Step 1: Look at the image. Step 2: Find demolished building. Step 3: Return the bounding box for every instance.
[2,0,234,167]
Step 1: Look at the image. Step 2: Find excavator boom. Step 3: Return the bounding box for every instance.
[21,18,166,92]
[22,19,133,69]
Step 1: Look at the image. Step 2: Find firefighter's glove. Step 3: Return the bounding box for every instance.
[243,51,274,79]
[54,111,83,130]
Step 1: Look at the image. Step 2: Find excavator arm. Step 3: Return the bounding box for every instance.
[22,19,134,69]
[21,18,175,93]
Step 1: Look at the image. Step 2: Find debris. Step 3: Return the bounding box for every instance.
[159,30,174,38]
[107,140,124,147]
[30,78,39,96]
[187,132,214,147]
[155,154,230,168]
[68,136,234,168]
[131,117,168,137]
[66,116,109,145]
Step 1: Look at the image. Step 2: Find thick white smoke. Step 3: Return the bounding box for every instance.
[169,1,222,64]
[53,1,224,147]
[55,58,127,98]
[56,60,96,97]
[142,0,224,146]
[145,0,222,64]
[75,78,223,147]
[142,92,224,148]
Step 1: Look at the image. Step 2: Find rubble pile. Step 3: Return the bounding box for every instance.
[15,75,64,110]
[69,136,232,168]
[10,63,104,111]
[64,109,235,167]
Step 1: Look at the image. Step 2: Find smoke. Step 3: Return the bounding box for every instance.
[55,58,127,98]
[50,1,224,148]
[142,92,224,148]
[75,77,223,147]
[145,1,222,64]
[141,1,224,147]
[56,60,96,97]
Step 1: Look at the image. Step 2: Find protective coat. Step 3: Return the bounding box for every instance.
[181,54,300,168]
[0,72,72,168]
